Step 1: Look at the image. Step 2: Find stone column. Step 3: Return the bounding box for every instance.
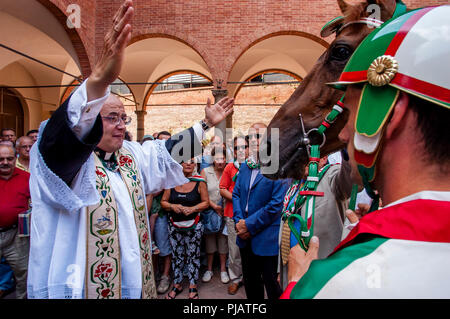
[135,110,147,142]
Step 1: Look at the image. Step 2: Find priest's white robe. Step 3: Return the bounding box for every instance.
[27,80,202,299]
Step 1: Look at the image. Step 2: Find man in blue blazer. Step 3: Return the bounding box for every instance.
[232,123,288,300]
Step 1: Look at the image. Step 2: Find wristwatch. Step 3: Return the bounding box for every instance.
[200,119,210,131]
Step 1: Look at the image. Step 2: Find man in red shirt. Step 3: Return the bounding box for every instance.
[219,135,248,295]
[0,143,31,299]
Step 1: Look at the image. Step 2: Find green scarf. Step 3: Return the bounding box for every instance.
[232,161,241,182]
[188,175,206,183]
[246,157,260,169]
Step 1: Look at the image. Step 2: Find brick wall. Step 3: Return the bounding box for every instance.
[39,0,449,140]
[50,0,448,80]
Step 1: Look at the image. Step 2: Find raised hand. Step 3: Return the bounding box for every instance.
[203,97,234,127]
[87,0,134,101]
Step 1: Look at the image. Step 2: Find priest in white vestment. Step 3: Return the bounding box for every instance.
[26,0,234,299]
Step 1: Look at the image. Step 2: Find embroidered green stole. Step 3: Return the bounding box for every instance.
[86,147,157,299]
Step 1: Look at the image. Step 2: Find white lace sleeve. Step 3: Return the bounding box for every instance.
[123,140,189,194]
[29,120,99,213]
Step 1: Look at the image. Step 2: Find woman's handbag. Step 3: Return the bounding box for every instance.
[201,208,222,234]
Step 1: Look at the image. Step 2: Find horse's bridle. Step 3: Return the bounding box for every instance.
[281,99,346,251]
[278,15,384,177]
[337,17,383,34]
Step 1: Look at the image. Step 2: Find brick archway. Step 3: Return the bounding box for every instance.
[227,30,328,85]
[216,29,330,88]
[122,33,213,110]
[142,70,212,112]
[226,30,328,100]
[129,31,213,83]
[38,0,93,78]
[230,30,328,71]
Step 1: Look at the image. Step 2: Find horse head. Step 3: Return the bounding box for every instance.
[261,0,404,180]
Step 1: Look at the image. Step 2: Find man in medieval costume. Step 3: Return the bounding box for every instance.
[26,0,234,299]
[282,5,450,298]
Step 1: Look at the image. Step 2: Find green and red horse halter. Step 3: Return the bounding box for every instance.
[282,98,348,251]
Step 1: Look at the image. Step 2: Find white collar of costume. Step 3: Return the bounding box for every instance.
[385,190,450,208]
[104,152,113,160]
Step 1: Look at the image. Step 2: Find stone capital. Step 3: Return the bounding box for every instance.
[211,89,229,103]
[134,110,147,117]
[211,89,232,133]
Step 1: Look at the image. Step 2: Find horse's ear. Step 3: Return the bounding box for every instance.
[365,0,397,21]
[320,16,345,37]
[337,0,350,14]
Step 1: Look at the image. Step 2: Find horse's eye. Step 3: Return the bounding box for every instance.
[331,46,352,61]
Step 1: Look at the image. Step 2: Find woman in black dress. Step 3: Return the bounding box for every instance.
[160,157,209,299]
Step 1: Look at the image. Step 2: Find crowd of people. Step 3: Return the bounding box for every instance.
[0,122,365,300]
[142,126,286,299]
